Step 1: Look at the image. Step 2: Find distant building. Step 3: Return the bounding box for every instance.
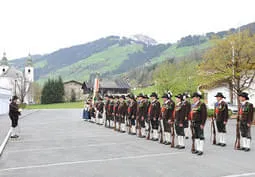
[63,80,84,101]
[82,78,131,95]
[0,53,34,104]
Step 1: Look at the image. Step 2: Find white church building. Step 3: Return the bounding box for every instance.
[0,53,34,114]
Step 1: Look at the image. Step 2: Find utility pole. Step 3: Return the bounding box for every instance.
[231,41,235,104]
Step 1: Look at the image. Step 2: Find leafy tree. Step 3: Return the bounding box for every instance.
[153,60,199,95]
[199,30,255,103]
[32,82,42,104]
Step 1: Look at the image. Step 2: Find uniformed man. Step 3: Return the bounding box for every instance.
[9,96,22,138]
[183,92,191,139]
[144,95,151,140]
[149,92,161,141]
[214,92,229,146]
[106,95,114,128]
[109,96,115,128]
[161,93,175,145]
[89,100,96,123]
[136,93,147,138]
[113,96,120,131]
[190,92,207,155]
[104,95,110,127]
[238,92,253,152]
[127,94,137,135]
[118,95,128,132]
[174,94,185,149]
[97,97,105,125]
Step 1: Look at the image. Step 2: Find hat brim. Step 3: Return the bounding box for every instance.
[214,94,225,98]
[238,94,249,100]
[192,95,202,98]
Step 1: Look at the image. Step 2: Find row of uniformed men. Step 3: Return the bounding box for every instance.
[85,91,253,155]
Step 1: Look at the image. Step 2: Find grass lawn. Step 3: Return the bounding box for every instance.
[25,101,84,109]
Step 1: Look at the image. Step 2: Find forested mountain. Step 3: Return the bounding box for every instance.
[10,22,255,86]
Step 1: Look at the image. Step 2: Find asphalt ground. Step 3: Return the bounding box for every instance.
[0,109,254,177]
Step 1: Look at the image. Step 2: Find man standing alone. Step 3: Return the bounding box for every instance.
[9,96,22,138]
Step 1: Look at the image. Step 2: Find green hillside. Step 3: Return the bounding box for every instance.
[151,41,212,64]
[43,43,143,82]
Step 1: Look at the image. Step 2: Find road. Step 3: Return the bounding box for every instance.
[0,109,254,177]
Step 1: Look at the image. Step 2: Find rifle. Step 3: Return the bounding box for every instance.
[159,119,164,143]
[170,123,175,148]
[190,122,195,152]
[114,114,117,131]
[234,118,240,149]
[146,118,151,140]
[136,116,139,136]
[125,116,129,132]
[211,117,216,145]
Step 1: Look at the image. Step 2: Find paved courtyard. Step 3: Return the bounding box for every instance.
[0,109,254,177]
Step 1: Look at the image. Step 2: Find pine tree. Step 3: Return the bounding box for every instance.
[41,77,65,104]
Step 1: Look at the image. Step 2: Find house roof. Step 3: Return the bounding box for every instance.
[64,80,82,85]
[82,78,130,89]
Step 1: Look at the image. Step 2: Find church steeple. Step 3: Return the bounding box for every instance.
[0,52,9,66]
[0,52,10,75]
[25,53,34,82]
[25,53,33,67]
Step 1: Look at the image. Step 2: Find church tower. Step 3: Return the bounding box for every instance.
[24,54,34,82]
[0,52,9,75]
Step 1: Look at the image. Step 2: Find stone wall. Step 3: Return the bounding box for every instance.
[64,82,84,102]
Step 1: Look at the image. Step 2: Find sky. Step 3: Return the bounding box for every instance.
[0,0,254,59]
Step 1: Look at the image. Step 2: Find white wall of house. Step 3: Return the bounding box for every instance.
[0,87,12,115]
[204,82,255,109]
[204,85,231,109]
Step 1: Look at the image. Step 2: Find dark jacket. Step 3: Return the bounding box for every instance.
[183,100,191,120]
[238,102,254,124]
[214,100,229,122]
[148,100,161,119]
[127,100,137,119]
[174,102,185,124]
[137,100,147,118]
[9,102,20,119]
[118,102,127,117]
[161,99,175,121]
[107,101,114,115]
[113,101,120,115]
[190,101,207,126]
[97,102,104,114]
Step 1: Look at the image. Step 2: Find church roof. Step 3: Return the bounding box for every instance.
[0,66,23,78]
[25,54,33,67]
[0,52,9,66]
